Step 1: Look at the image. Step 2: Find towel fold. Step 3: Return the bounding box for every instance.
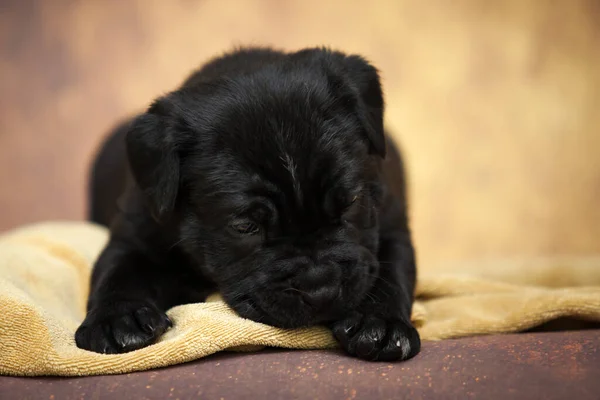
[1,222,599,376]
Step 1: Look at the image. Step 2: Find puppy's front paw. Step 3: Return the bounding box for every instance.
[331,313,420,361]
[75,301,172,354]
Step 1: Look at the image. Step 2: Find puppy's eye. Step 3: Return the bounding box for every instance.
[230,220,261,236]
[346,194,360,209]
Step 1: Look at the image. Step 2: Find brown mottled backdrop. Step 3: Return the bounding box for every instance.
[0,0,599,269]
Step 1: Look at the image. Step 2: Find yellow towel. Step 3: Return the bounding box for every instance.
[1,222,599,376]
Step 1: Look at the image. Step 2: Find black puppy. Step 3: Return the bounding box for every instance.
[76,47,420,361]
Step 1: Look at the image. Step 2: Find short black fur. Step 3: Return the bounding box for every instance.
[76,47,420,361]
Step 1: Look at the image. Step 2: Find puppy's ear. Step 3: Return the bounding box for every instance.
[330,53,387,158]
[126,99,180,222]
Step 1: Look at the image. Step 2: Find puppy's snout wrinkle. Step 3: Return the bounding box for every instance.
[290,258,345,310]
[303,262,339,284]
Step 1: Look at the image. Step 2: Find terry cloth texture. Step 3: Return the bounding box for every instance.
[1,222,599,376]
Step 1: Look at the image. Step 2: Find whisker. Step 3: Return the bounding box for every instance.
[365,292,380,303]
[168,237,188,251]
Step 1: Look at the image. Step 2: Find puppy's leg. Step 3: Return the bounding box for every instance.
[331,231,421,361]
[75,218,213,354]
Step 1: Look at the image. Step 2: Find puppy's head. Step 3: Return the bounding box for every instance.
[126,49,387,328]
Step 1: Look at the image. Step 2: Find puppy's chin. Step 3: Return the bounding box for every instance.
[220,255,379,329]
[226,290,349,329]
[226,293,326,328]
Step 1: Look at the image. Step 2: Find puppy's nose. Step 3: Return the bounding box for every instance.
[302,288,338,309]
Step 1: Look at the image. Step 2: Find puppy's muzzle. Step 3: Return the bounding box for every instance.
[289,257,344,311]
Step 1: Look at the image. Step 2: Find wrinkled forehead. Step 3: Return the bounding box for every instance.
[197,137,366,216]
[180,72,371,217]
[208,82,364,175]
